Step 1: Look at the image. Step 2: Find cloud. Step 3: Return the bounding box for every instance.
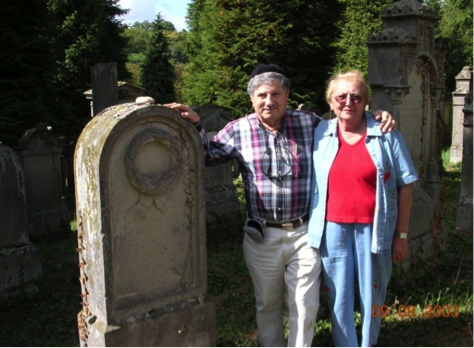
[118,0,189,31]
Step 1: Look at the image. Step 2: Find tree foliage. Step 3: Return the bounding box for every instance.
[47,0,130,139]
[332,0,393,76]
[140,13,176,104]
[0,1,55,145]
[183,0,343,116]
[438,0,473,91]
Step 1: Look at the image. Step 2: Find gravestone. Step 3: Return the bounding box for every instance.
[91,62,118,117]
[18,123,69,239]
[368,0,445,261]
[192,105,239,220]
[0,144,42,294]
[74,102,215,346]
[456,95,473,233]
[450,67,473,163]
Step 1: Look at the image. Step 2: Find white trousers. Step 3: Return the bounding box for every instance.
[243,222,322,347]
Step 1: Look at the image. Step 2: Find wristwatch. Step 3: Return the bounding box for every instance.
[395,232,408,239]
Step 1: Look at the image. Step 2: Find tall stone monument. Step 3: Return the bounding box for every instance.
[368,0,445,260]
[0,144,42,295]
[456,95,473,233]
[74,102,215,346]
[450,66,473,163]
[91,62,118,117]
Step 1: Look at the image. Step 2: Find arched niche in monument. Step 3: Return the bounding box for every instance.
[367,0,445,262]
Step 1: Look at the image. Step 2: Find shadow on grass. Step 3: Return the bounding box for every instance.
[0,166,471,347]
[0,232,81,346]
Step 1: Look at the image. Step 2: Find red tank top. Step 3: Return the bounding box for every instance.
[326,128,376,223]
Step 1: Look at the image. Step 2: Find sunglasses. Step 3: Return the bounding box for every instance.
[261,133,299,185]
[333,94,364,104]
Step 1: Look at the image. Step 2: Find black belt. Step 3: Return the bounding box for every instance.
[252,214,309,230]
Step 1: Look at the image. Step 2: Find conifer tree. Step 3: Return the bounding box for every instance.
[0,1,54,145]
[184,0,343,116]
[48,0,129,139]
[438,0,473,91]
[140,13,176,104]
[331,0,392,76]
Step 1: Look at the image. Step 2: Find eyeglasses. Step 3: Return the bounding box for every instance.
[261,133,298,184]
[333,94,364,104]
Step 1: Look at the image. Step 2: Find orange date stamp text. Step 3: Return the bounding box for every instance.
[371,304,460,318]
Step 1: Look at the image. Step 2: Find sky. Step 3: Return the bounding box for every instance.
[118,0,191,31]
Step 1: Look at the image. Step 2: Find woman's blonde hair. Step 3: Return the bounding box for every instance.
[325,70,369,106]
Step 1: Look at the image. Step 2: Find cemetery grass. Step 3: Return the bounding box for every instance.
[0,162,471,347]
[209,163,473,347]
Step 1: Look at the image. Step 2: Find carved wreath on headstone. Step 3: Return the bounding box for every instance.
[125,128,182,196]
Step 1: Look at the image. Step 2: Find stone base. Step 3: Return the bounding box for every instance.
[28,208,70,240]
[449,146,463,164]
[0,244,42,295]
[81,296,216,347]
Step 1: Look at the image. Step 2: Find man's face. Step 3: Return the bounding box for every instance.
[250,81,289,129]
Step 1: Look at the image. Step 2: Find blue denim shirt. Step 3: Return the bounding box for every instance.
[307,113,419,254]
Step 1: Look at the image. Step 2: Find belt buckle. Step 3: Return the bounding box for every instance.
[282,222,294,231]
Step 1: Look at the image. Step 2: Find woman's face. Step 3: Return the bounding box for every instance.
[329,79,367,121]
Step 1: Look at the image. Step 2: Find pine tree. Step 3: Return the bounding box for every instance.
[48,0,130,139]
[331,0,393,77]
[184,0,343,116]
[140,13,176,104]
[438,0,473,91]
[0,1,55,145]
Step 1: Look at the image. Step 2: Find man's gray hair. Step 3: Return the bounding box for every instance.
[247,72,290,96]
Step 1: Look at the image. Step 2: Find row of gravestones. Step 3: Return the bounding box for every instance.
[1,1,472,345]
[73,25,472,343]
[0,105,239,298]
[0,122,70,295]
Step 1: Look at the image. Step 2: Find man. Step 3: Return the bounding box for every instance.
[166,64,394,347]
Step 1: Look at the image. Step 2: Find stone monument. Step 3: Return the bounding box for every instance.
[0,144,42,295]
[18,123,69,239]
[91,62,118,117]
[450,66,473,163]
[74,101,215,346]
[368,0,445,260]
[456,95,473,233]
[192,105,239,220]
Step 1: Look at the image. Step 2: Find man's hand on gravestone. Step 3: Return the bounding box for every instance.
[165,103,200,124]
[373,110,397,133]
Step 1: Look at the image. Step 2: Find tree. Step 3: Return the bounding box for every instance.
[184,0,343,116]
[331,0,393,77]
[438,0,473,91]
[47,0,130,140]
[140,13,176,103]
[0,1,55,145]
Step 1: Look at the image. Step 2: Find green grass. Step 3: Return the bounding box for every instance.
[0,159,471,346]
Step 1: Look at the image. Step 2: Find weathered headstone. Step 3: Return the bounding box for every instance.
[18,123,69,239]
[0,144,42,295]
[456,95,473,233]
[450,66,473,163]
[368,0,445,261]
[75,103,215,346]
[192,105,239,220]
[91,62,118,117]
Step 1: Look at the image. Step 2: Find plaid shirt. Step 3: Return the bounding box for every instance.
[196,109,321,222]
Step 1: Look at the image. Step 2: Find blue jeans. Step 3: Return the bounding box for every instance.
[321,221,392,347]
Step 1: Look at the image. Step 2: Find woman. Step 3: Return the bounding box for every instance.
[307,70,418,346]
